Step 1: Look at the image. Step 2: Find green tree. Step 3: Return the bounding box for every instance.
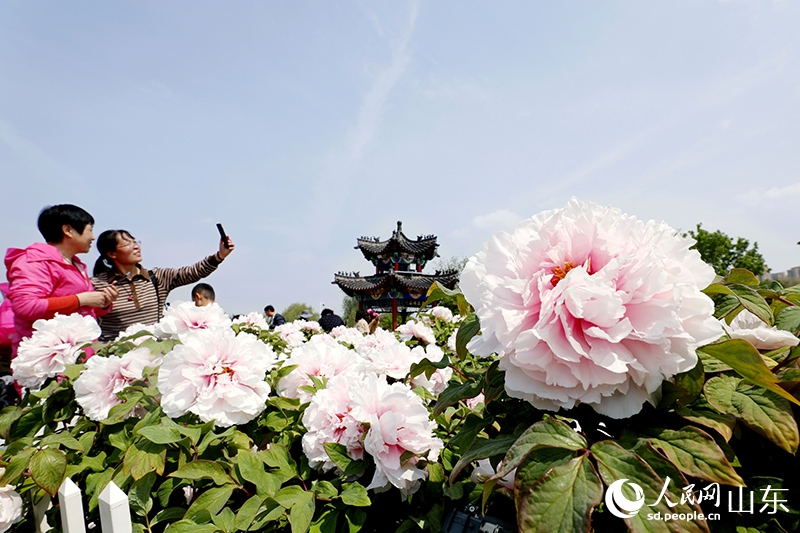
[685,223,769,276]
[342,295,359,326]
[281,302,319,322]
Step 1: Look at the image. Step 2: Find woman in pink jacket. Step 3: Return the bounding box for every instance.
[4,205,119,365]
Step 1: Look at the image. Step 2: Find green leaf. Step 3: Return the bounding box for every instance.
[705,375,799,454]
[724,269,761,286]
[235,495,265,531]
[275,486,313,509]
[775,306,800,334]
[512,447,576,510]
[675,399,736,442]
[151,508,187,527]
[432,380,484,417]
[591,440,680,533]
[170,460,236,486]
[698,339,800,407]
[672,359,705,405]
[343,508,367,533]
[185,486,235,520]
[124,440,167,480]
[455,313,480,360]
[340,483,371,507]
[495,419,587,480]
[29,448,67,497]
[0,406,22,441]
[212,507,236,533]
[289,491,314,533]
[323,443,369,476]
[163,521,219,533]
[0,448,35,486]
[312,480,338,501]
[642,426,744,486]
[517,454,603,533]
[137,425,184,444]
[238,450,281,498]
[703,283,773,325]
[129,472,156,517]
[40,432,85,453]
[258,444,298,482]
[450,433,522,484]
[309,507,339,533]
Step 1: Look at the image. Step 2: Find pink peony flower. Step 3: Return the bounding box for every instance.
[461,197,724,419]
[471,459,516,493]
[301,373,366,472]
[349,374,443,496]
[232,312,270,330]
[298,320,322,333]
[74,347,162,421]
[158,329,275,426]
[465,393,485,409]
[396,320,435,345]
[364,342,420,380]
[277,340,368,403]
[114,323,157,345]
[155,301,231,339]
[409,346,453,394]
[722,310,800,350]
[330,325,365,345]
[0,484,23,533]
[430,306,454,322]
[12,313,101,389]
[274,323,307,348]
[355,328,401,356]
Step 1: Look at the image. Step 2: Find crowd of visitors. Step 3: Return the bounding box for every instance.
[0,204,382,398]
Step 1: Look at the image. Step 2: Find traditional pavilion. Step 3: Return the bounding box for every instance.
[333,221,460,329]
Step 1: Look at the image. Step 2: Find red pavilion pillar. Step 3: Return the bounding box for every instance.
[392,295,398,330]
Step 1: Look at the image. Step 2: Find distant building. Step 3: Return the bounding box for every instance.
[760,266,800,282]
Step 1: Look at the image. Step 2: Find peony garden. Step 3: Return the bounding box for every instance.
[3,198,800,532]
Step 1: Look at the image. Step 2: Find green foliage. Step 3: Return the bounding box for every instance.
[7,275,800,533]
[341,296,359,327]
[281,303,320,322]
[686,223,769,276]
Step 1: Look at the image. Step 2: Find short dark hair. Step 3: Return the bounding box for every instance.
[264,305,275,313]
[38,204,95,243]
[321,308,334,316]
[192,283,215,300]
[356,310,368,321]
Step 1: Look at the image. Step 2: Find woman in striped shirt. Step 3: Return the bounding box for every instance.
[91,230,234,341]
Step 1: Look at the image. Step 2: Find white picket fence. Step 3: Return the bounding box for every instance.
[33,478,132,533]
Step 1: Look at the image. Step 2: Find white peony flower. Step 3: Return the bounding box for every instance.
[471,459,516,492]
[461,197,724,419]
[0,485,23,533]
[274,322,307,348]
[396,320,435,345]
[158,329,275,426]
[232,312,270,330]
[409,346,453,395]
[114,323,157,345]
[12,313,100,389]
[364,342,420,380]
[330,326,365,345]
[74,347,162,421]
[349,374,443,497]
[355,328,401,357]
[301,373,366,472]
[430,306,454,322]
[277,340,368,403]
[722,310,800,350]
[298,320,322,333]
[154,301,231,339]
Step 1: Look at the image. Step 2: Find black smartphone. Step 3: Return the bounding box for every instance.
[216,223,230,248]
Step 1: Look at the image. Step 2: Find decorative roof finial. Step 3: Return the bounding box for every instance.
[397,221,403,233]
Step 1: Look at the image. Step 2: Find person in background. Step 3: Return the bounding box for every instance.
[355,309,369,335]
[264,305,285,330]
[92,229,234,340]
[297,310,313,322]
[319,308,344,332]
[191,283,215,307]
[5,204,118,367]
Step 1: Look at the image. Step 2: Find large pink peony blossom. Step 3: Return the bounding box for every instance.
[12,314,101,389]
[349,374,443,496]
[396,320,435,345]
[158,329,275,426]
[461,198,723,418]
[277,339,369,403]
[722,310,800,350]
[301,373,366,472]
[74,347,161,421]
[155,301,231,339]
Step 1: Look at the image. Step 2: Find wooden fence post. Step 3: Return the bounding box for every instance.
[98,481,132,533]
[58,478,87,533]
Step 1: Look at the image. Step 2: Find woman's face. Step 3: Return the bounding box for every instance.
[71,224,95,254]
[111,233,142,266]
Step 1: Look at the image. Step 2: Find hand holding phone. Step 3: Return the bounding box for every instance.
[217,223,231,249]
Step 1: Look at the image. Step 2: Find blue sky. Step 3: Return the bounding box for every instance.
[2,1,800,315]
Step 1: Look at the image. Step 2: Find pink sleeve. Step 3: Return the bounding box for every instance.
[7,256,55,322]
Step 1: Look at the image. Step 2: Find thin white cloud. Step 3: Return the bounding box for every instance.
[472,209,522,230]
[735,182,800,206]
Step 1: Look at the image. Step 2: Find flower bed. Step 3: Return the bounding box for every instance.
[2,198,800,532]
